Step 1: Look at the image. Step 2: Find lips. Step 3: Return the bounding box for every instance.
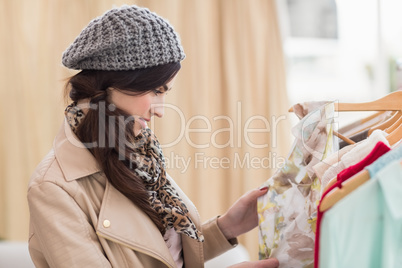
[138,118,148,129]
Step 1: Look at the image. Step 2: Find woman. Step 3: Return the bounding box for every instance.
[27,5,279,268]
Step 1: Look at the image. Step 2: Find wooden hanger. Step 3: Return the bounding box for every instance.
[319,169,370,212]
[386,119,402,146]
[288,91,402,144]
[385,115,402,134]
[288,91,402,112]
[368,111,401,135]
[342,111,389,137]
[360,111,388,124]
[333,132,355,145]
[332,91,402,112]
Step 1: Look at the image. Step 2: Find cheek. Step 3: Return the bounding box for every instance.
[133,96,152,116]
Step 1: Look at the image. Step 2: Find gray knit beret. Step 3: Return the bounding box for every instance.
[62,5,185,71]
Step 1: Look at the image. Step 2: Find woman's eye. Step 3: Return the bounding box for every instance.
[154,90,166,96]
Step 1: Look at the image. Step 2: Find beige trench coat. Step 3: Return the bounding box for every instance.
[28,120,237,268]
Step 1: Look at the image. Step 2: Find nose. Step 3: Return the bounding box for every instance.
[152,104,164,118]
[151,95,165,118]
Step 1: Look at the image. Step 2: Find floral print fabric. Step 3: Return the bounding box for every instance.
[258,102,337,268]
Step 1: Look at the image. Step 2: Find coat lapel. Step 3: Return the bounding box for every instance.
[96,180,176,268]
[54,119,100,181]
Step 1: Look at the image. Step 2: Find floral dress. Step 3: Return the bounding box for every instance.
[258,102,337,268]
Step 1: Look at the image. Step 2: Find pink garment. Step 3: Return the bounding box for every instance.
[312,144,357,184]
[320,130,389,192]
[164,228,183,268]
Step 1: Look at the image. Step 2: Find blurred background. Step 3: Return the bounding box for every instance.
[1,0,402,262]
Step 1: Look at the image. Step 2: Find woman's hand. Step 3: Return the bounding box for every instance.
[217,187,269,239]
[229,258,279,268]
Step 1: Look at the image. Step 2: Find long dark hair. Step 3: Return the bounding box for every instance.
[65,62,181,234]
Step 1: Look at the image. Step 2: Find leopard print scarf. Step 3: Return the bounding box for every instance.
[65,102,204,242]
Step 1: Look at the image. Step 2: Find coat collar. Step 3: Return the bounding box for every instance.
[53,119,101,181]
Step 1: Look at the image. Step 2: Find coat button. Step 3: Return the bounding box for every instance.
[103,220,111,228]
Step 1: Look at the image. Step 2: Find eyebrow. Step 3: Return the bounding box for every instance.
[163,85,172,92]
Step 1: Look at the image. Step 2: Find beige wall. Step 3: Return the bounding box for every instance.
[0,0,291,261]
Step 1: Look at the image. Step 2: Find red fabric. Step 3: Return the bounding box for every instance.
[336,142,390,182]
[314,141,391,268]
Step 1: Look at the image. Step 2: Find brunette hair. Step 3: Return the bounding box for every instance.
[65,62,181,234]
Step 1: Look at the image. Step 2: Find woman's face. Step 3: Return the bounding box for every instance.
[108,75,177,135]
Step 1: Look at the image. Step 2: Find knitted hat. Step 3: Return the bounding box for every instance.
[62,5,185,71]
